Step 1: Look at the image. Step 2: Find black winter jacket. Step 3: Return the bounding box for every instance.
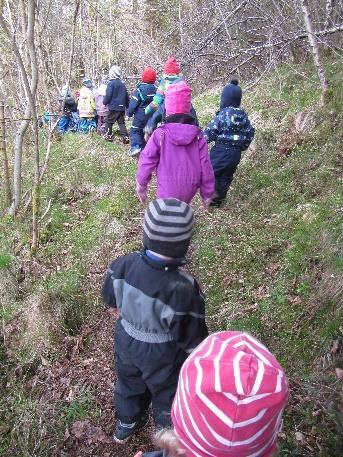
[127,83,157,128]
[103,78,129,112]
[102,251,208,353]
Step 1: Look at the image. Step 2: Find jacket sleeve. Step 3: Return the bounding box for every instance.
[136,130,161,187]
[203,113,221,143]
[103,82,112,106]
[145,83,165,116]
[242,118,255,151]
[144,104,164,134]
[127,89,141,117]
[101,260,119,308]
[198,136,215,201]
[169,278,209,354]
[125,88,130,109]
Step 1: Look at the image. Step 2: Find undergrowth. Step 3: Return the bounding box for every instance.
[0,56,342,456]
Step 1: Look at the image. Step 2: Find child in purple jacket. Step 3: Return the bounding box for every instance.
[136,81,215,207]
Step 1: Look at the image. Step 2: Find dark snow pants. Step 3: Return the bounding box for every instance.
[106,110,128,138]
[130,126,145,150]
[210,142,242,203]
[114,320,187,428]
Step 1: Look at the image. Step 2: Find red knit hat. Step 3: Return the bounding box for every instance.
[165,81,192,116]
[142,67,157,84]
[164,57,180,75]
[172,331,288,457]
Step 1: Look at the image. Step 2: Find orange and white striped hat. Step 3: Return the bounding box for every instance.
[171,331,288,457]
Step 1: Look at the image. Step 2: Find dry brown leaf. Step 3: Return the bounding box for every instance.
[335,367,343,379]
[295,431,306,444]
[331,339,340,354]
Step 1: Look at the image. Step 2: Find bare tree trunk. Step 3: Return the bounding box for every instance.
[178,0,184,46]
[300,0,329,102]
[325,0,335,28]
[65,0,80,106]
[0,102,11,206]
[0,5,38,216]
[27,0,40,252]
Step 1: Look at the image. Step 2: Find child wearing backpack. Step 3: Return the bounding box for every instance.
[136,81,215,207]
[127,67,157,157]
[103,65,130,144]
[203,79,255,207]
[144,57,182,117]
[102,198,209,443]
[134,331,289,457]
[77,78,97,133]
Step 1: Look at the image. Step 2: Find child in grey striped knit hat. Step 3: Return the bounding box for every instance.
[102,198,208,443]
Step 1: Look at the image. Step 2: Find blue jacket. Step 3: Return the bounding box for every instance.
[127,83,157,128]
[203,107,254,150]
[103,78,129,112]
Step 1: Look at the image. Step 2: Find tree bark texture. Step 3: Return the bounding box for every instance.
[0,102,11,206]
[301,0,329,96]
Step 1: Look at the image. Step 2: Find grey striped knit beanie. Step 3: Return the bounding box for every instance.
[143,199,194,258]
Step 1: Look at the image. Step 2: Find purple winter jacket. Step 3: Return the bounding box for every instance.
[136,123,215,204]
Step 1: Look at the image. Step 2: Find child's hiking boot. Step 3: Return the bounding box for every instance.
[210,199,223,208]
[122,136,130,145]
[129,147,141,157]
[103,133,113,142]
[113,412,149,443]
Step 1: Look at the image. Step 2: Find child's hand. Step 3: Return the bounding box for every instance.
[107,307,119,317]
[134,452,143,457]
[136,182,147,204]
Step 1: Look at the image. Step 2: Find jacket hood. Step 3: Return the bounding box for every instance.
[96,84,107,96]
[160,123,201,146]
[79,86,93,98]
[220,80,242,109]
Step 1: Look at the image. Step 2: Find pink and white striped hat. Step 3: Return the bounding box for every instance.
[171,331,288,457]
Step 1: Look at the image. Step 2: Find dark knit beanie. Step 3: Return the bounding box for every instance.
[143,199,194,258]
[220,79,242,109]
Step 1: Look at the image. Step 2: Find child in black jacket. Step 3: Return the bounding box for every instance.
[127,67,157,157]
[102,198,208,443]
[103,65,130,143]
[204,80,255,207]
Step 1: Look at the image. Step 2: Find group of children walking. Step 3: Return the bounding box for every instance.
[101,58,289,456]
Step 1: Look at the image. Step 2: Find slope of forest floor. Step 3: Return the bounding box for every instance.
[0,57,342,457]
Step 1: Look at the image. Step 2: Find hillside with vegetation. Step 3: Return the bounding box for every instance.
[0,57,342,456]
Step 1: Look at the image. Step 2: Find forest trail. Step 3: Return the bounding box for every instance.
[1,59,343,456]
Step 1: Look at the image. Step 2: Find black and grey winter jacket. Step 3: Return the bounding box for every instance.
[102,251,208,354]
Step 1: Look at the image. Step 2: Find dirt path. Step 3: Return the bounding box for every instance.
[37,312,155,457]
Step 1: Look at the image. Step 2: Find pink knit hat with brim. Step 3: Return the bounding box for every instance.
[172,331,288,457]
[165,81,192,116]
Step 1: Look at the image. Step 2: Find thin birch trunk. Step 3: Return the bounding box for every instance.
[0,6,38,215]
[27,0,40,252]
[0,102,11,206]
[300,0,329,103]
